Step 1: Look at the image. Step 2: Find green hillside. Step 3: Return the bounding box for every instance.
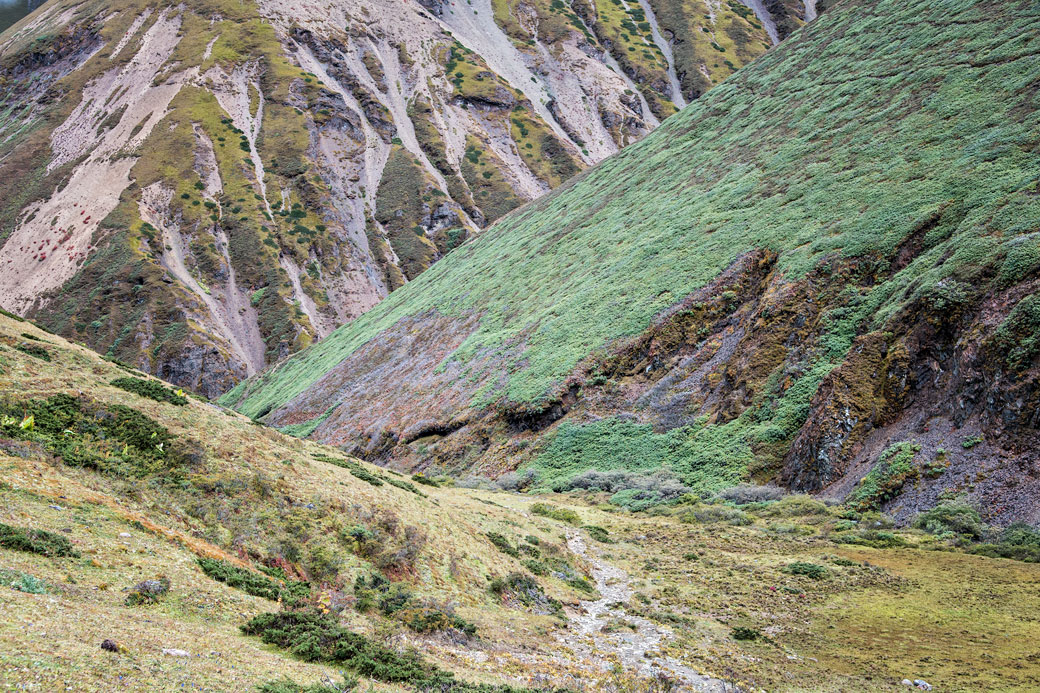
[224,0,1040,515]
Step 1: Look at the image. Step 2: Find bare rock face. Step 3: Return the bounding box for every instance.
[0,0,797,396]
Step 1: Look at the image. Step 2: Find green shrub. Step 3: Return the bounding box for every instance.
[681,505,752,526]
[242,611,534,691]
[110,377,188,406]
[0,522,79,557]
[0,568,48,594]
[0,394,188,479]
[832,530,908,548]
[530,503,580,525]
[257,674,358,693]
[847,442,920,511]
[486,531,520,557]
[782,562,828,580]
[913,502,983,540]
[197,557,310,602]
[731,626,760,641]
[582,525,611,543]
[410,473,439,487]
[14,343,50,361]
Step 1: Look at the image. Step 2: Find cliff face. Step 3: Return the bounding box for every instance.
[224,0,1040,523]
[0,0,795,397]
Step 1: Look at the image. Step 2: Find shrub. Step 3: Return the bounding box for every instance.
[557,469,692,510]
[717,484,784,505]
[913,502,983,541]
[496,469,537,491]
[14,343,50,361]
[489,572,562,615]
[968,523,1040,563]
[847,442,921,511]
[0,394,189,479]
[582,525,611,543]
[257,675,358,693]
[681,505,752,526]
[731,626,760,641]
[241,611,536,691]
[0,522,79,557]
[486,532,520,557]
[110,377,188,406]
[410,473,439,487]
[0,568,48,594]
[832,530,908,548]
[530,503,580,525]
[197,557,310,603]
[782,562,828,580]
[758,495,830,517]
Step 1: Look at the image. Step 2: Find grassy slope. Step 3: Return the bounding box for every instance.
[2,315,1040,690]
[224,0,1040,423]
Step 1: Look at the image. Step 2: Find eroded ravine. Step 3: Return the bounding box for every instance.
[563,532,736,692]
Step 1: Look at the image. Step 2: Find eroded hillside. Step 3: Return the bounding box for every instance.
[0,0,801,396]
[224,0,1040,524]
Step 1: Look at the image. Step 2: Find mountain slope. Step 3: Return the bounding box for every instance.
[224,0,1040,523]
[0,0,795,397]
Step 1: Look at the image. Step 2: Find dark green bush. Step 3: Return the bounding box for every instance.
[782,562,828,580]
[110,377,188,406]
[913,502,983,540]
[14,343,50,361]
[582,525,611,543]
[198,557,310,603]
[529,503,580,525]
[0,522,79,557]
[257,675,358,693]
[486,531,520,557]
[241,611,541,691]
[411,473,439,487]
[731,626,760,641]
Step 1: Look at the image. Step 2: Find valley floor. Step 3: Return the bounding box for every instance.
[2,314,1039,692]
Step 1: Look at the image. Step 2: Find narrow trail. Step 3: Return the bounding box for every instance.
[563,532,737,692]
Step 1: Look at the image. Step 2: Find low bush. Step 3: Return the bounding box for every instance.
[913,502,984,541]
[489,572,562,615]
[758,495,830,517]
[731,626,760,641]
[969,523,1040,563]
[782,562,828,580]
[582,525,611,543]
[410,473,439,487]
[0,568,48,594]
[681,505,752,526]
[0,522,79,557]
[718,484,784,505]
[257,675,358,693]
[198,557,310,603]
[832,530,908,548]
[241,611,540,691]
[14,343,50,361]
[486,531,520,557]
[554,469,692,511]
[110,377,188,406]
[496,469,537,491]
[530,503,580,525]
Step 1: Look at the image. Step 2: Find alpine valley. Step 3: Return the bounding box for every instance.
[1,0,1040,691]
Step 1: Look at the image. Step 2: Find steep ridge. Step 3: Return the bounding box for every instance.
[225,0,1040,524]
[0,0,791,397]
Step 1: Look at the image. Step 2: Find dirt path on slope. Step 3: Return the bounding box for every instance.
[563,532,736,692]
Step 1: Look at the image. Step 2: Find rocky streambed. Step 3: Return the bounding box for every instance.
[562,532,737,692]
